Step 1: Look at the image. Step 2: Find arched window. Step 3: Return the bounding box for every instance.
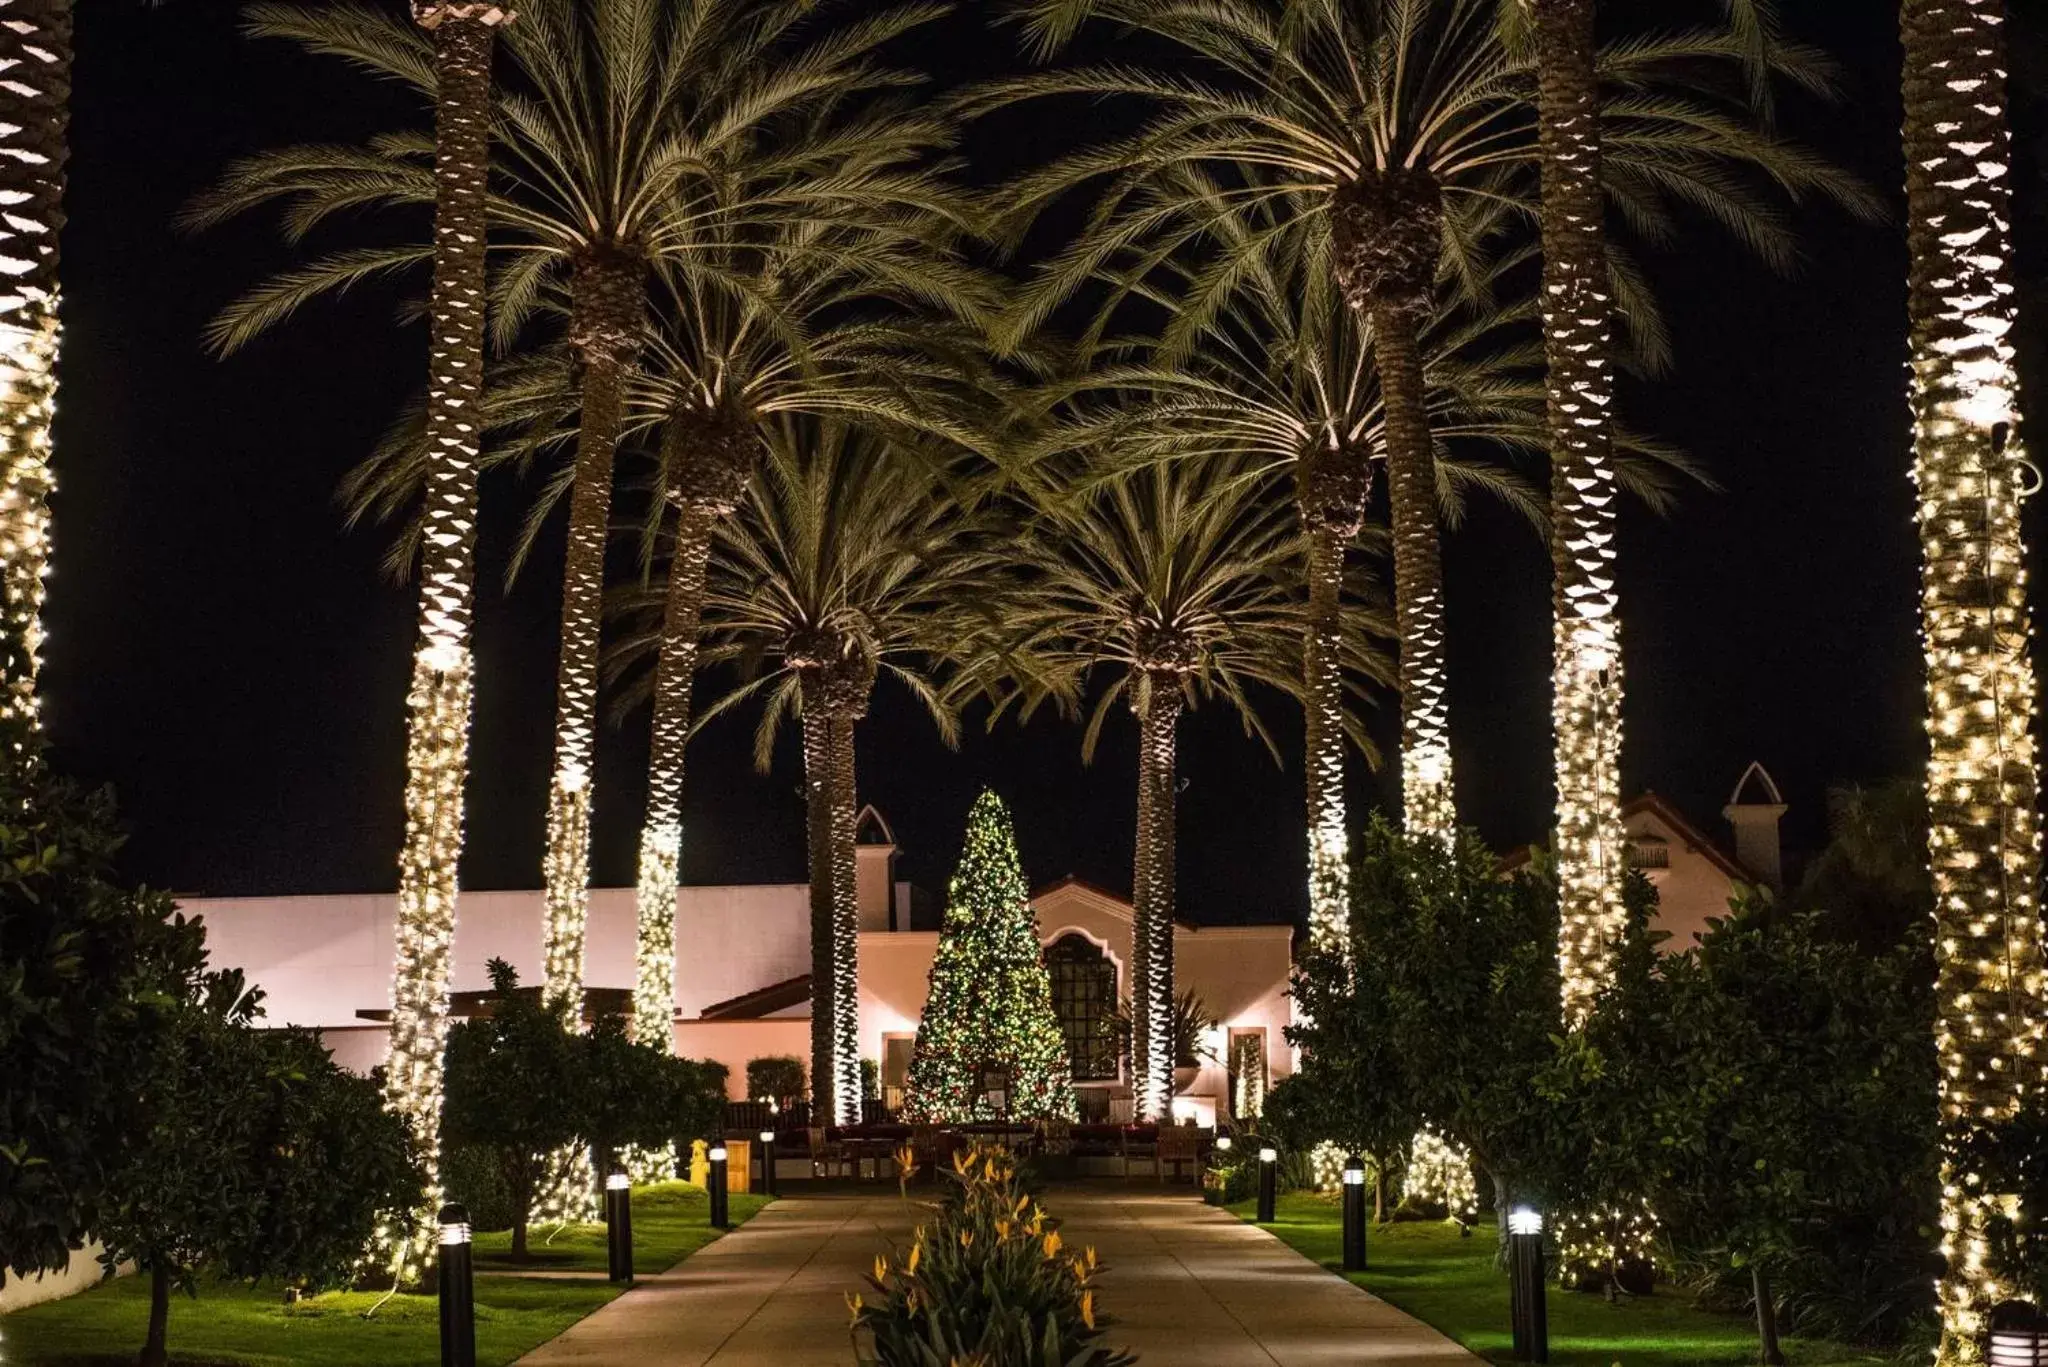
[1046,934,1119,1082]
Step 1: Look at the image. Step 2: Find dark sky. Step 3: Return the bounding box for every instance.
[41,2,2044,927]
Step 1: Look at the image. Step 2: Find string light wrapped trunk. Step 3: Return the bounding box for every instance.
[0,0,69,762]
[378,2,505,1275]
[1299,447,1369,951]
[1900,1,2048,1358]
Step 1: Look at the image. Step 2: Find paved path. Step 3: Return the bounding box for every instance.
[516,1186,1479,1366]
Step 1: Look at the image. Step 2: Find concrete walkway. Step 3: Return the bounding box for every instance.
[516,1186,1479,1366]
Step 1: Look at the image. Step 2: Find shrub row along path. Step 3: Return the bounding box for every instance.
[516,1186,1479,1365]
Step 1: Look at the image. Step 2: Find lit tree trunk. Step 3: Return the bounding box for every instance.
[1298,449,1369,954]
[539,246,645,1013]
[1900,1,2048,1359]
[381,4,501,1274]
[1130,675,1181,1121]
[630,415,755,1049]
[1530,0,1628,1026]
[799,661,869,1126]
[0,0,67,766]
[1332,170,1455,842]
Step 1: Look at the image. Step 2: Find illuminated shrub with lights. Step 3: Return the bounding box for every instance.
[851,1145,1133,1367]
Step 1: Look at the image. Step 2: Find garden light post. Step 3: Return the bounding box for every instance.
[759,1128,778,1198]
[1508,1207,1548,1364]
[1341,1155,1368,1271]
[438,1203,476,1367]
[1256,1145,1277,1223]
[604,1169,633,1284]
[708,1142,730,1228]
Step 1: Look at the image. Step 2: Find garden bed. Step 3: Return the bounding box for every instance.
[1232,1194,1896,1367]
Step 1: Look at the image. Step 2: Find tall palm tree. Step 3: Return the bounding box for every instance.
[610,417,1014,1123]
[372,1,509,1274]
[1899,0,2046,1358]
[985,0,1869,844]
[0,0,70,765]
[1006,458,1392,1119]
[191,0,961,1022]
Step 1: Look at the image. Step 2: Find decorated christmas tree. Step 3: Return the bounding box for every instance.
[903,791,1077,1122]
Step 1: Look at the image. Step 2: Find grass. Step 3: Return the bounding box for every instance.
[473,1182,771,1276]
[0,1183,766,1367]
[1230,1194,1895,1367]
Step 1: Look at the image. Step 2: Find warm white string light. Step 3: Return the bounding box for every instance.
[375,4,506,1276]
[1901,2,2048,1359]
[1404,1129,1478,1224]
[0,3,67,758]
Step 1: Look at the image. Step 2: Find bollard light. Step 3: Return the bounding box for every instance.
[707,1143,730,1229]
[604,1169,634,1284]
[759,1128,779,1199]
[1341,1155,1368,1272]
[1256,1145,1277,1224]
[438,1202,477,1367]
[1507,1207,1548,1364]
[1991,1301,2048,1367]
[1215,1133,1233,1153]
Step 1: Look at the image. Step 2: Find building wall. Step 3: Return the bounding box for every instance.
[1627,809,1741,950]
[670,1017,814,1101]
[0,1245,126,1313]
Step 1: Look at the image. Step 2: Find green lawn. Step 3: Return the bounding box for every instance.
[1231,1194,1894,1367]
[474,1182,771,1276]
[0,1184,767,1367]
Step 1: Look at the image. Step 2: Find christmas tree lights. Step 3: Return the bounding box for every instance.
[903,791,1077,1123]
[0,2,68,761]
[1901,2,2048,1358]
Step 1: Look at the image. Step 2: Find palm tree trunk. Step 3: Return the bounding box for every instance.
[1532,0,1629,1028]
[1372,305,1456,843]
[540,246,645,1012]
[1130,678,1181,1121]
[1900,2,2047,1359]
[826,714,863,1124]
[801,684,840,1125]
[0,0,68,760]
[1299,453,1367,955]
[629,502,715,1048]
[382,7,499,1274]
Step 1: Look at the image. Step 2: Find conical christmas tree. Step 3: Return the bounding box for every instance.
[904,791,1077,1122]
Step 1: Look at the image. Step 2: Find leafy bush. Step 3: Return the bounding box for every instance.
[852,1145,1134,1366]
[747,1055,806,1107]
[442,1142,516,1233]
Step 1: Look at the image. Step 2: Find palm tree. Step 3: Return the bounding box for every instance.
[190,0,962,1020]
[610,416,1014,1124]
[1006,458,1392,1119]
[0,0,70,765]
[1899,0,2046,1358]
[619,256,998,1051]
[984,0,1869,845]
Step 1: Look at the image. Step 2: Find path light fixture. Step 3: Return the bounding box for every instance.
[1256,1145,1277,1223]
[1991,1301,2048,1367]
[438,1202,476,1367]
[759,1128,779,1198]
[1508,1207,1548,1364]
[604,1170,633,1284]
[1341,1156,1368,1271]
[708,1143,730,1229]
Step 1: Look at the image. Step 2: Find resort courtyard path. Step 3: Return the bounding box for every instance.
[515,1186,1480,1366]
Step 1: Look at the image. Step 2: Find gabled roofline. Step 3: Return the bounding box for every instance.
[1498,792,1754,885]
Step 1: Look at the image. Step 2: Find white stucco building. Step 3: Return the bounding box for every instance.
[182,808,1296,1127]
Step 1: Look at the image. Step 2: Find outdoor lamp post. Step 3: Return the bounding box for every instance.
[708,1143,730,1229]
[1341,1155,1368,1271]
[1256,1145,1277,1223]
[759,1128,778,1198]
[604,1170,633,1284]
[438,1202,476,1367]
[1508,1207,1548,1364]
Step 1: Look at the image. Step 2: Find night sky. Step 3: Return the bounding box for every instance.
[40,3,2048,927]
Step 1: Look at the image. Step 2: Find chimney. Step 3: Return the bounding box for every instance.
[853,804,899,932]
[1722,762,1788,891]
